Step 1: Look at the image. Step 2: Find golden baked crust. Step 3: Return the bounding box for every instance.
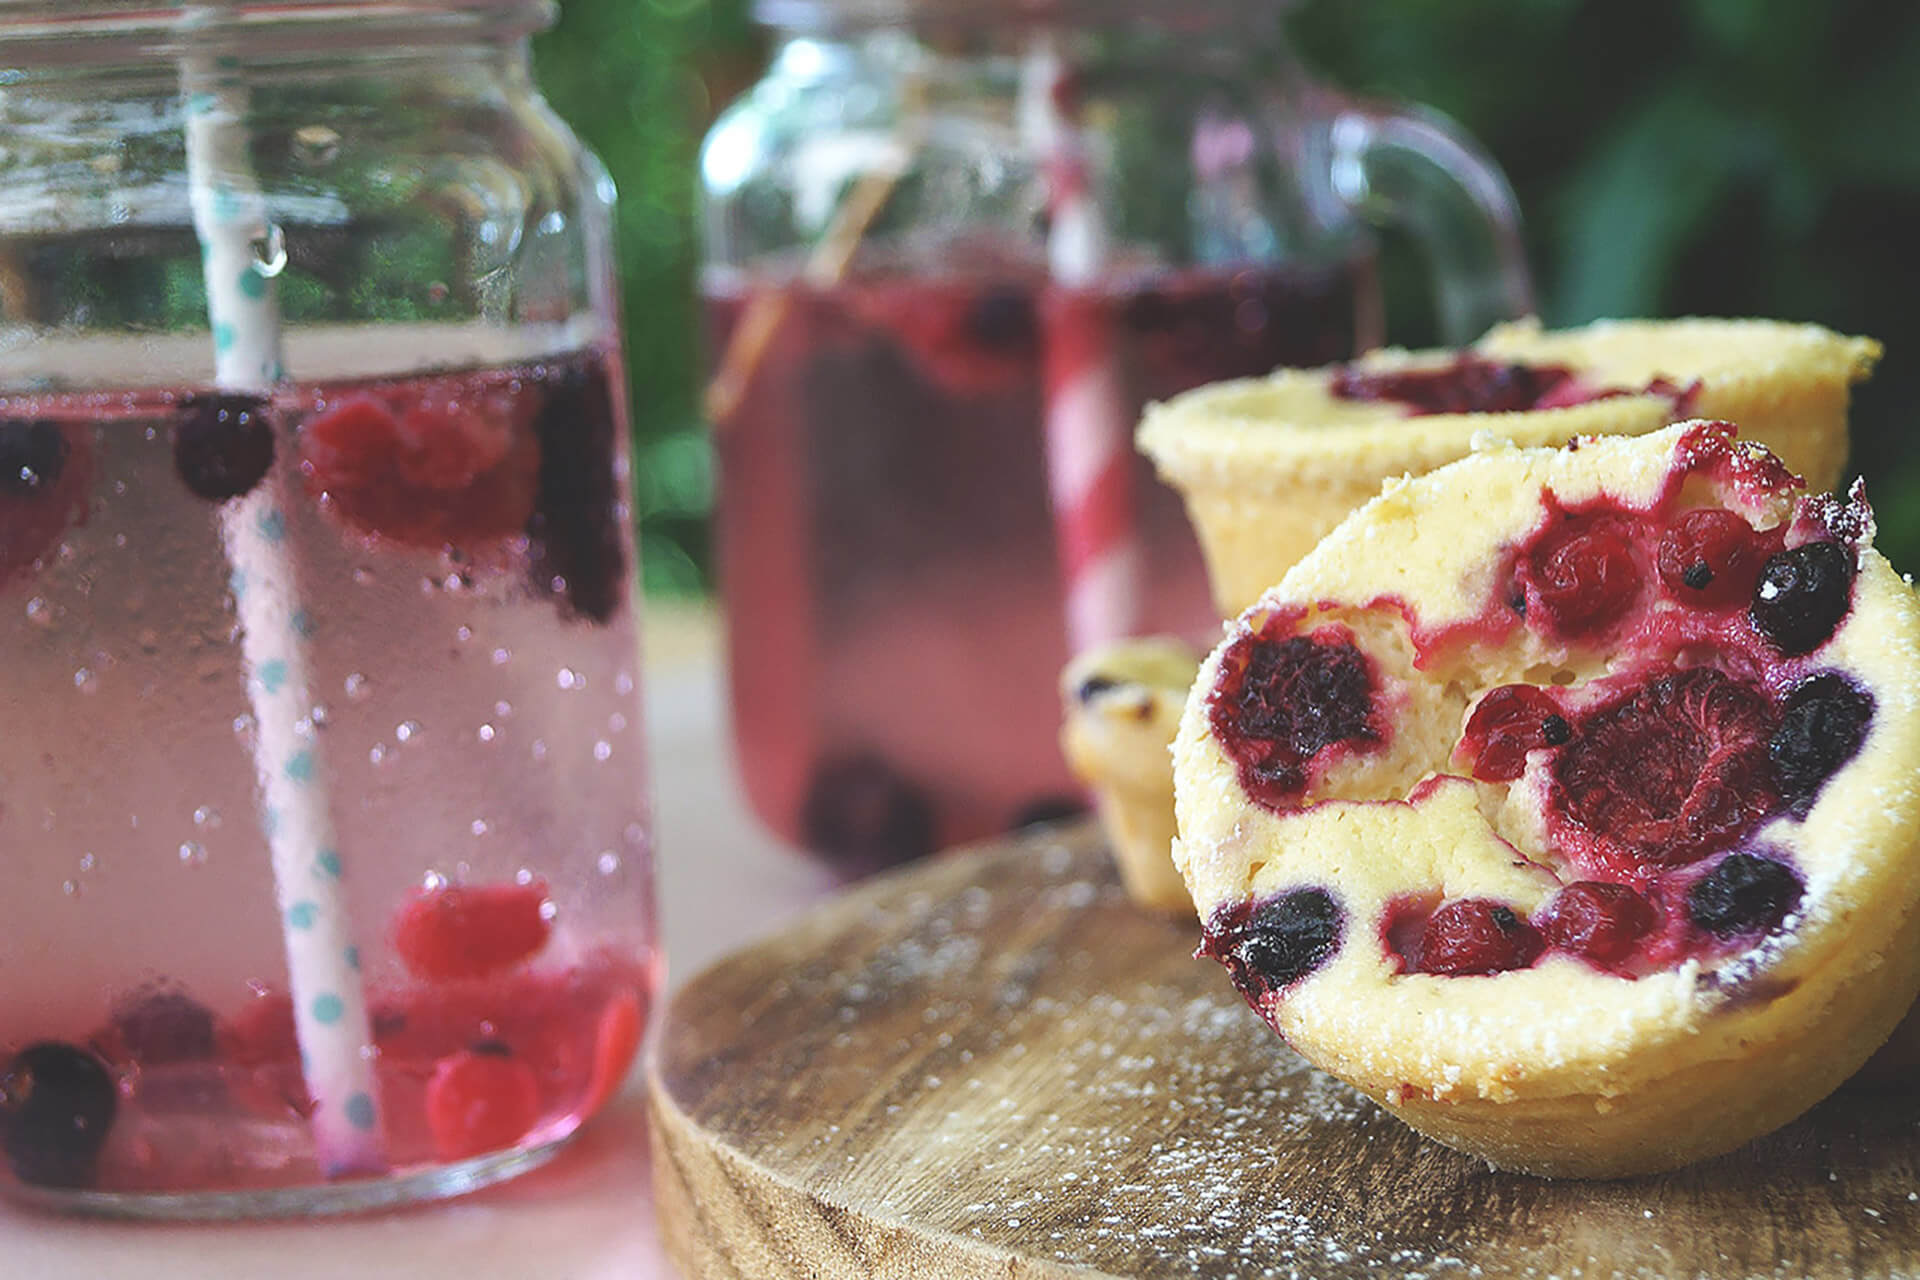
[1060,639,1200,914]
[1480,317,1880,496]
[1139,318,1881,616]
[1170,423,1920,1177]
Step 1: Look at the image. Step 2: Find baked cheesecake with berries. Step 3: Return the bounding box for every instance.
[1170,422,1920,1177]
[1140,318,1880,615]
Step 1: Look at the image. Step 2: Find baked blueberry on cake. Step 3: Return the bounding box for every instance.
[1139,318,1880,615]
[1170,422,1920,1177]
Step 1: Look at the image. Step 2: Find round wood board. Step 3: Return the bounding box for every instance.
[646,821,1920,1279]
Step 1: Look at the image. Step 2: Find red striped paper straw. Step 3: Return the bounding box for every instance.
[1034,46,1142,654]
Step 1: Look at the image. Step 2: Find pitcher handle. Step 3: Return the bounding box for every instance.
[1323,97,1535,345]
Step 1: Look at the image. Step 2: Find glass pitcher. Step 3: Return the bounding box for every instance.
[0,0,656,1216]
[700,0,1533,876]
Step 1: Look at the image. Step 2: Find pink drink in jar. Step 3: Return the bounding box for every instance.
[708,253,1377,875]
[0,344,656,1210]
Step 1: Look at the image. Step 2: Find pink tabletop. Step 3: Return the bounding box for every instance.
[0,606,839,1279]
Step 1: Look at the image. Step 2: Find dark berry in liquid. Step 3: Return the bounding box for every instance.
[0,420,67,497]
[526,360,629,624]
[0,1042,118,1189]
[800,753,937,880]
[172,394,276,501]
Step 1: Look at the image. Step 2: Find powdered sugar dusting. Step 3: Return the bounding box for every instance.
[663,828,1920,1278]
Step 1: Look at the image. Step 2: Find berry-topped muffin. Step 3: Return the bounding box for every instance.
[1139,318,1881,615]
[1170,422,1920,1177]
[1060,639,1202,914]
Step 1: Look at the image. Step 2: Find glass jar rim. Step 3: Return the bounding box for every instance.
[0,0,555,59]
[751,0,1288,34]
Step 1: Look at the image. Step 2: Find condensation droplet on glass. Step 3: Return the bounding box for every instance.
[593,740,613,762]
[596,851,620,876]
[491,647,511,666]
[395,720,419,743]
[113,479,128,496]
[514,867,534,886]
[113,532,128,549]
[352,565,376,586]
[368,743,388,766]
[469,818,490,837]
[614,670,634,696]
[178,841,207,867]
[608,711,627,734]
[454,625,473,643]
[24,596,51,627]
[537,899,558,923]
[529,738,547,762]
[556,667,582,691]
[309,703,330,727]
[77,851,96,873]
[61,879,79,897]
[345,672,370,701]
[493,700,512,717]
[232,713,256,737]
[477,723,496,743]
[72,667,97,693]
[421,870,448,891]
[250,222,288,278]
[623,822,647,847]
[193,805,222,829]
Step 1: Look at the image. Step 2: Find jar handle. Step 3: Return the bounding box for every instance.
[1323,97,1535,345]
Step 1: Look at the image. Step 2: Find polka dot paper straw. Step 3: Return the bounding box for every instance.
[181,17,388,1178]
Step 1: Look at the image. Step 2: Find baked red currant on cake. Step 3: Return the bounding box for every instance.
[1170,422,1920,1177]
[1139,318,1880,615]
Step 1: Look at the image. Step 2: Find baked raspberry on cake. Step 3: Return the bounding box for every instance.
[1139,318,1881,615]
[1170,422,1920,1177]
[1059,639,1202,914]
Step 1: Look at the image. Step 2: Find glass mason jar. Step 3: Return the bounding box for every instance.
[0,0,656,1216]
[700,0,1533,876]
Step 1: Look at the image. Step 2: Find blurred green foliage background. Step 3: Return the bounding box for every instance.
[533,0,1920,592]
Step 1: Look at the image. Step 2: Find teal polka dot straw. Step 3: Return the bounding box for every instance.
[181,10,388,1180]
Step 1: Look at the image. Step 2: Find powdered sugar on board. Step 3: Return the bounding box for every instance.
[650,822,1920,1280]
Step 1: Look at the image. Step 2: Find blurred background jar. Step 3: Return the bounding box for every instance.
[0,0,656,1216]
[697,0,1531,875]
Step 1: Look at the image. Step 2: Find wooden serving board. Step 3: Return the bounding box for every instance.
[647,822,1920,1279]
